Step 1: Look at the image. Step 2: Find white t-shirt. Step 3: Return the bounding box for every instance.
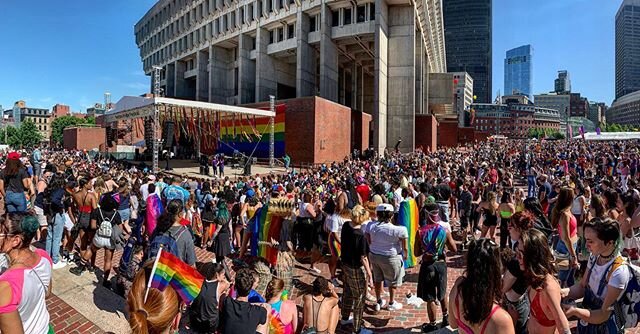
[365,221,408,257]
[587,256,630,300]
[325,214,347,239]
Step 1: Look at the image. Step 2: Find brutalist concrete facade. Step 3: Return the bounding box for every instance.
[135,0,447,153]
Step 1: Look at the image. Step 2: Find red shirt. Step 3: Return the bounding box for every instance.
[180,218,190,227]
[355,184,371,203]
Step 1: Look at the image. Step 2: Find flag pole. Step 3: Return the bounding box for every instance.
[144,245,163,303]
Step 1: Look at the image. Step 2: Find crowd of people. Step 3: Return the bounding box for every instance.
[0,138,638,334]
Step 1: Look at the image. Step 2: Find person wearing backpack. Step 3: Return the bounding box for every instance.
[70,192,125,289]
[561,218,632,333]
[148,199,196,266]
[44,173,67,270]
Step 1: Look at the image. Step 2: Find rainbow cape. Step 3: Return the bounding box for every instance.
[398,199,419,268]
[148,248,204,305]
[250,205,284,265]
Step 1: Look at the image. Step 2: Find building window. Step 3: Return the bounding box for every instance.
[309,15,317,32]
[287,23,294,39]
[357,5,365,22]
[369,2,375,20]
[332,10,339,27]
[269,30,274,43]
[277,27,283,41]
[344,7,352,25]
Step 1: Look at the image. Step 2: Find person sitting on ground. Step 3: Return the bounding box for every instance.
[302,277,340,334]
[448,238,515,334]
[189,263,230,334]
[127,262,181,334]
[220,268,269,334]
[265,278,298,334]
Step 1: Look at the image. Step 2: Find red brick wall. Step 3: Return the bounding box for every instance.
[438,120,459,147]
[415,115,437,152]
[458,127,476,145]
[63,127,105,151]
[351,110,372,152]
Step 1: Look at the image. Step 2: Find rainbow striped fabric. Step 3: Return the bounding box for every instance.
[398,199,419,268]
[150,248,204,305]
[250,205,284,265]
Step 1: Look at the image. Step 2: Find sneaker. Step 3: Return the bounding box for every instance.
[52,261,67,270]
[69,265,85,276]
[421,323,438,333]
[387,301,403,311]
[339,316,354,326]
[309,267,321,274]
[440,314,449,328]
[87,265,96,273]
[375,299,387,311]
[365,293,377,303]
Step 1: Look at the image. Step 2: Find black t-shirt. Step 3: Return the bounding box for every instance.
[340,222,369,268]
[190,280,219,327]
[90,208,122,227]
[506,258,527,296]
[0,168,29,193]
[220,296,267,334]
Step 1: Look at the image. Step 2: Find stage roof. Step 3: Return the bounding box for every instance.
[103,96,275,123]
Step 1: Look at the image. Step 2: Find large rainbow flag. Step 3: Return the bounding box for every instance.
[147,247,204,305]
[399,199,419,268]
[250,205,284,265]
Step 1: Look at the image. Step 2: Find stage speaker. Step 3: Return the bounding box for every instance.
[106,126,115,147]
[163,121,175,149]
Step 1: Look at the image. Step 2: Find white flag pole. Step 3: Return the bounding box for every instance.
[144,245,163,303]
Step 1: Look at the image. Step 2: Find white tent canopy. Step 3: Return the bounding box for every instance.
[573,132,640,141]
[103,96,275,123]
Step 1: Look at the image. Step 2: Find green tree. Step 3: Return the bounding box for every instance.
[85,116,96,125]
[551,131,566,140]
[51,115,87,145]
[18,120,43,148]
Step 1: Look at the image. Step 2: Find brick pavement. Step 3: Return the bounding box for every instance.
[47,295,102,334]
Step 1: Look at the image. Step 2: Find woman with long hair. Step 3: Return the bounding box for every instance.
[211,200,232,264]
[477,192,499,240]
[0,152,33,214]
[448,238,514,334]
[44,173,68,269]
[127,261,181,334]
[72,178,98,266]
[117,179,132,231]
[0,214,52,334]
[518,229,571,334]
[618,193,640,261]
[602,190,621,220]
[152,199,196,266]
[198,181,216,249]
[551,187,579,287]
[498,191,516,249]
[523,197,553,234]
[588,194,606,221]
[301,277,340,334]
[561,218,630,333]
[265,278,298,334]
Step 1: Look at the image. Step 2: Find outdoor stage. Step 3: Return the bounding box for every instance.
[139,159,288,181]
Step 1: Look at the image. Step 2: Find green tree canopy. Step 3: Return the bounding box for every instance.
[18,120,43,148]
[51,115,87,145]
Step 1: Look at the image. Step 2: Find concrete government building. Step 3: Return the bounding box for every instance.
[135,0,447,153]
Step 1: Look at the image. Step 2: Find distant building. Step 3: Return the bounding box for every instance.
[568,117,596,135]
[52,104,71,118]
[554,70,571,94]
[87,103,108,117]
[569,93,588,117]
[471,101,560,139]
[444,0,492,103]
[534,93,570,133]
[588,102,607,125]
[452,72,474,127]
[12,101,51,141]
[504,45,533,98]
[607,90,640,126]
[616,0,640,99]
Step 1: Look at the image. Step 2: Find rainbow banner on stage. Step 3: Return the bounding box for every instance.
[147,248,204,305]
[399,199,419,268]
[250,205,284,265]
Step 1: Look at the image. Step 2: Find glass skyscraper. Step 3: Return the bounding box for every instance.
[504,45,533,98]
[443,0,492,103]
[616,0,640,99]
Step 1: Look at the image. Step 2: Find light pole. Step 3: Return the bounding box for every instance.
[152,66,163,173]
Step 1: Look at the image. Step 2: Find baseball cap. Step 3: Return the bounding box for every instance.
[148,175,156,181]
[246,189,255,198]
[376,204,394,213]
[7,152,20,160]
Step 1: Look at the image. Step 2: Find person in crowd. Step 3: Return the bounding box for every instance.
[603,189,621,220]
[416,202,457,332]
[189,263,230,334]
[117,179,132,231]
[33,167,52,243]
[619,193,640,260]
[219,268,269,334]
[127,262,181,334]
[295,191,320,273]
[552,187,579,287]
[477,191,499,240]
[340,205,374,334]
[0,214,52,334]
[44,173,67,269]
[265,278,298,334]
[457,180,473,250]
[518,229,572,334]
[301,276,340,334]
[150,199,196,266]
[115,245,143,298]
[324,199,345,286]
[211,201,232,264]
[0,152,34,214]
[561,218,631,333]
[502,212,535,333]
[448,238,514,334]
[198,181,217,249]
[365,203,408,311]
[72,178,98,265]
[162,176,191,205]
[498,191,516,249]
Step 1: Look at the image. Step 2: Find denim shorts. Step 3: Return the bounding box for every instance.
[118,208,131,222]
[5,191,27,213]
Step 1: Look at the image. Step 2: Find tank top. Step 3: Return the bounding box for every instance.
[268,300,294,334]
[571,196,584,215]
[454,290,501,334]
[558,213,577,239]
[190,280,219,326]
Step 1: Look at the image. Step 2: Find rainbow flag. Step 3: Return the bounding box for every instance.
[145,194,164,236]
[250,205,284,265]
[399,199,419,268]
[147,247,204,305]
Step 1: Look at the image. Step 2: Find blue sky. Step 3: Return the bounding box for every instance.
[0,0,621,112]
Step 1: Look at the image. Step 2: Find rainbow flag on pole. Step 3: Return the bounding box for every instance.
[250,205,284,265]
[399,199,419,268]
[146,247,204,305]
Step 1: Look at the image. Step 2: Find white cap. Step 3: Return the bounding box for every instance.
[376,203,394,212]
[148,175,156,181]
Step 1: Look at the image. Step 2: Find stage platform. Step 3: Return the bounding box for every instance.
[133,159,288,181]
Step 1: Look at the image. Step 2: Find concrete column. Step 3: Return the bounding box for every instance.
[356,65,364,112]
[196,50,209,101]
[423,47,429,114]
[174,60,186,98]
[386,5,415,152]
[210,46,232,103]
[255,27,277,101]
[414,34,423,115]
[165,63,176,98]
[352,63,358,111]
[238,34,256,103]
[319,1,338,102]
[296,11,316,97]
[373,0,388,152]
